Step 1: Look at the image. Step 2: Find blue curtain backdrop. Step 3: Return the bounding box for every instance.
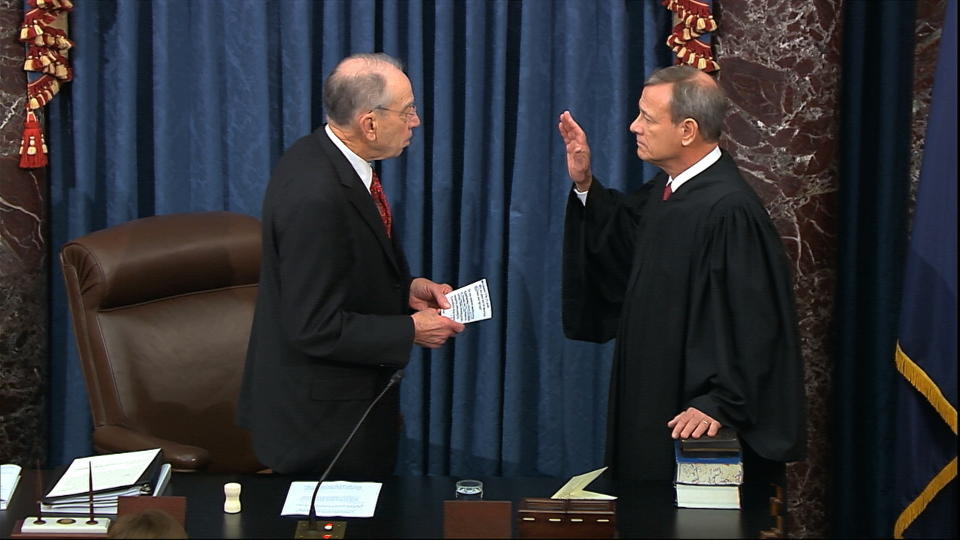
[47,0,670,477]
[831,0,917,536]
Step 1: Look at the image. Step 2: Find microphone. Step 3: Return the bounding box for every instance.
[295,369,404,538]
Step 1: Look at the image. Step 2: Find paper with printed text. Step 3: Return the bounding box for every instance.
[440,278,492,324]
[281,481,382,518]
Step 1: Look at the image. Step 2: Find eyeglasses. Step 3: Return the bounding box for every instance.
[374,104,419,122]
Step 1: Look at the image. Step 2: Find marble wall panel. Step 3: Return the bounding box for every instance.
[0,0,47,466]
[712,0,843,537]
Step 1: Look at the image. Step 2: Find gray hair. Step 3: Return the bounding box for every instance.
[323,53,405,126]
[645,65,728,142]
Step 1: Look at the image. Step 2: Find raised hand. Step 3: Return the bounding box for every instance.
[558,110,593,191]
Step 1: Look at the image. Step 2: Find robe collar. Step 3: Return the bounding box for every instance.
[665,145,721,194]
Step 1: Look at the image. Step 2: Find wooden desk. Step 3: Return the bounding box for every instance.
[1,470,782,538]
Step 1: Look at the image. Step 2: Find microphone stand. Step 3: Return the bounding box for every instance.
[295,369,404,539]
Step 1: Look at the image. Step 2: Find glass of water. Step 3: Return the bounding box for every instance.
[455,479,483,500]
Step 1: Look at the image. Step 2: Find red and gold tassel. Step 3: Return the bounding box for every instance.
[19,110,49,169]
[32,26,73,50]
[664,0,719,73]
[19,8,56,41]
[27,75,61,109]
[31,0,74,10]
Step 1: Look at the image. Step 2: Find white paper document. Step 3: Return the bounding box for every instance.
[45,448,161,498]
[439,278,492,324]
[281,481,382,518]
[551,466,617,500]
[1,463,22,510]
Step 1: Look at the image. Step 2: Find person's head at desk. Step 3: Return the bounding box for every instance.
[107,509,187,539]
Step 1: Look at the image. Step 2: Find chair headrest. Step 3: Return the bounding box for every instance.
[60,212,261,309]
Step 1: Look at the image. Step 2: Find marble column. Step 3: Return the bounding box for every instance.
[712,0,944,537]
[909,1,946,211]
[0,0,47,466]
[712,2,843,535]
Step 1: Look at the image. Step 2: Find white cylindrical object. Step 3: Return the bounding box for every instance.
[223,482,242,513]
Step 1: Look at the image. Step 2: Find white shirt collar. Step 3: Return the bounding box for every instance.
[666,145,721,193]
[325,124,374,193]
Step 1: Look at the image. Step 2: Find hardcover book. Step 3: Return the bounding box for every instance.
[674,442,743,485]
[679,426,741,455]
[674,435,743,510]
[674,483,741,510]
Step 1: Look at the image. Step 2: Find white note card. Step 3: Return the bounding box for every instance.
[281,481,382,518]
[440,278,492,324]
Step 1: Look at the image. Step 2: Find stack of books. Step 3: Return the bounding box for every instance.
[40,448,172,515]
[673,427,743,509]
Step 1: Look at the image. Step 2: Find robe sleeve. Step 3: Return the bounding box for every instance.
[683,191,806,462]
[561,178,653,342]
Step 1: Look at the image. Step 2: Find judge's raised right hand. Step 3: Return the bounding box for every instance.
[558,110,593,192]
[412,309,464,349]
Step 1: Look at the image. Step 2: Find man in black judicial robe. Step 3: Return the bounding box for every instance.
[558,66,805,483]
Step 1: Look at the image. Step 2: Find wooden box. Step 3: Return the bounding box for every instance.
[517,498,617,538]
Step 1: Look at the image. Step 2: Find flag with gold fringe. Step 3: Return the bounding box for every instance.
[18,0,74,169]
[662,0,719,72]
[892,2,957,537]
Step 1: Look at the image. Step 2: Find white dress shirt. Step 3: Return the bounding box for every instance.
[325,124,375,193]
[575,145,722,205]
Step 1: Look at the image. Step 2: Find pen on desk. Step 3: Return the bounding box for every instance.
[87,462,97,525]
[34,458,45,525]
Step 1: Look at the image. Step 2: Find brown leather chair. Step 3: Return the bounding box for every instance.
[60,211,264,473]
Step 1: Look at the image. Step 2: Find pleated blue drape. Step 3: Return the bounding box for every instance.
[831,1,918,536]
[47,0,669,477]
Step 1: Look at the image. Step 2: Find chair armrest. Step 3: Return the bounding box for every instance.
[93,425,212,471]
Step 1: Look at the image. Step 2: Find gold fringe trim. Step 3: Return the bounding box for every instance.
[895,341,958,434]
[893,457,957,538]
[892,341,958,537]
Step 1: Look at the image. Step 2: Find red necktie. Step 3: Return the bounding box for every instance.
[662,182,673,201]
[370,170,393,238]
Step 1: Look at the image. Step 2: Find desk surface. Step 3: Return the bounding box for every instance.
[2,470,781,538]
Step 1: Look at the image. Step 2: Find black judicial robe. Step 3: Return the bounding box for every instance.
[562,151,806,482]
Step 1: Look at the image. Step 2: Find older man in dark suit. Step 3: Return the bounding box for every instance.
[238,53,463,477]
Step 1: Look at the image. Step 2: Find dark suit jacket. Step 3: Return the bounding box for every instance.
[237,127,414,477]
